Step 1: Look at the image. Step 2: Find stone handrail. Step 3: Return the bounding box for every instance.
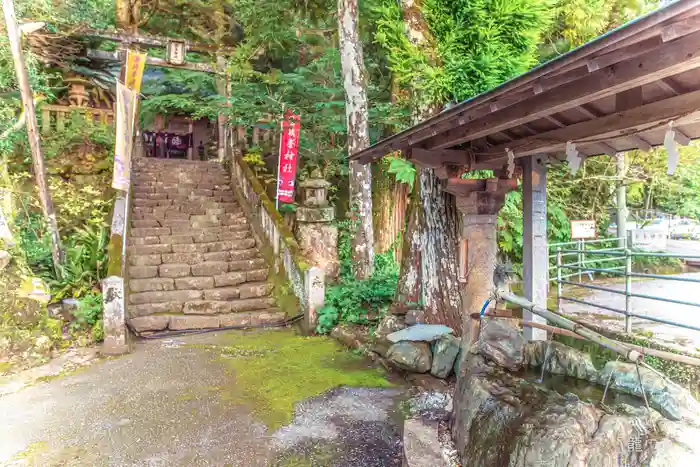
[228,148,324,329]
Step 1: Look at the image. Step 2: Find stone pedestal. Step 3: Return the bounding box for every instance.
[101,276,130,355]
[452,178,516,347]
[294,173,339,280]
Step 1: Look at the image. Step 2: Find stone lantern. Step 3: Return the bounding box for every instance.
[294,169,339,279]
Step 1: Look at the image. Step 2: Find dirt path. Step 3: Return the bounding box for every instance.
[0,330,406,466]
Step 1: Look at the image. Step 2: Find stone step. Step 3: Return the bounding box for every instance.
[128,308,285,332]
[129,282,274,305]
[130,224,250,238]
[128,257,266,279]
[132,178,230,187]
[132,201,240,214]
[128,297,276,317]
[129,233,253,248]
[128,269,269,292]
[130,215,247,229]
[128,242,258,266]
[130,264,266,286]
[134,160,224,169]
[128,235,253,255]
[132,195,236,207]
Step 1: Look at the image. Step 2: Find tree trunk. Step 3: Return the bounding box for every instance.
[3,0,62,273]
[392,0,463,330]
[338,0,374,279]
[419,169,463,331]
[394,185,422,310]
[373,163,408,257]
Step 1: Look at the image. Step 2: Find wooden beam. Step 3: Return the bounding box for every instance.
[615,87,644,112]
[87,49,216,73]
[657,77,686,96]
[409,148,470,168]
[477,89,700,159]
[424,29,700,150]
[662,13,700,42]
[82,29,233,54]
[577,104,601,118]
[587,36,663,72]
[628,135,652,153]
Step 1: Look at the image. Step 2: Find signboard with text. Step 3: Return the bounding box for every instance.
[276,112,301,204]
[570,220,597,239]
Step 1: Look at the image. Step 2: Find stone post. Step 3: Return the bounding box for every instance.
[295,170,339,280]
[451,177,515,457]
[453,178,515,346]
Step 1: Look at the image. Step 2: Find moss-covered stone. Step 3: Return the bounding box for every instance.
[204,329,394,430]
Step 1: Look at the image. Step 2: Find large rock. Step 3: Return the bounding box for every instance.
[430,335,460,379]
[375,314,406,342]
[387,342,432,373]
[331,324,371,349]
[597,360,700,426]
[478,318,525,370]
[523,341,598,382]
[403,418,445,467]
[387,324,453,344]
[451,367,700,466]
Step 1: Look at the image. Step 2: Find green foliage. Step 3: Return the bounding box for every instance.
[140,68,218,123]
[540,0,657,60]
[316,221,399,334]
[375,0,553,105]
[385,154,416,190]
[71,291,103,342]
[49,225,108,301]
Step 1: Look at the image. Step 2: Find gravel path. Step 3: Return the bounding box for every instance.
[0,331,406,467]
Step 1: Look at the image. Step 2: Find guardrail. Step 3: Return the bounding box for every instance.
[227,140,324,329]
[551,241,700,334]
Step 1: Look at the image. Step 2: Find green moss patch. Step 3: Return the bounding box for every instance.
[211,329,393,429]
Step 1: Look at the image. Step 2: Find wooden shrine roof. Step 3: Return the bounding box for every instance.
[352,0,700,172]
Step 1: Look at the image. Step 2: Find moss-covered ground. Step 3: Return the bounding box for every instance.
[202,329,394,430]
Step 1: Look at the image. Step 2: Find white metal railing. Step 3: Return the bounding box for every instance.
[551,239,700,334]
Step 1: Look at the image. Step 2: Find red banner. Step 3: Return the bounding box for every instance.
[276,112,301,204]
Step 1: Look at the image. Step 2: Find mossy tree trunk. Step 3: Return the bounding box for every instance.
[392,0,463,331]
[373,162,408,258]
[338,0,375,279]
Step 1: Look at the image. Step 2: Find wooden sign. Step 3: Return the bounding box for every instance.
[167,40,186,65]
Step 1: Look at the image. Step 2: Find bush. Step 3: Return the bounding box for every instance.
[316,221,399,334]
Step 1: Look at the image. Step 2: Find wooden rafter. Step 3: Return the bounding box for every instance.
[424,29,700,150]
[476,89,700,160]
[87,49,216,73]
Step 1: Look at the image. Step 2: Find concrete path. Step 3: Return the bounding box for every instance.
[0,330,405,466]
[560,271,700,351]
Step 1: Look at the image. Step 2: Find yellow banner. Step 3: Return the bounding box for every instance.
[125,49,147,92]
[112,82,138,191]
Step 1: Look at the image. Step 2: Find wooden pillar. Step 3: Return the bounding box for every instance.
[215,54,228,162]
[2,0,62,273]
[522,155,548,341]
[187,120,194,160]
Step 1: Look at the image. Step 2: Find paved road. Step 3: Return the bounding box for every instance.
[0,331,405,467]
[560,271,700,351]
[666,239,700,263]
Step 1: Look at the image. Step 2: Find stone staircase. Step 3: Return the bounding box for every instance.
[125,158,283,333]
